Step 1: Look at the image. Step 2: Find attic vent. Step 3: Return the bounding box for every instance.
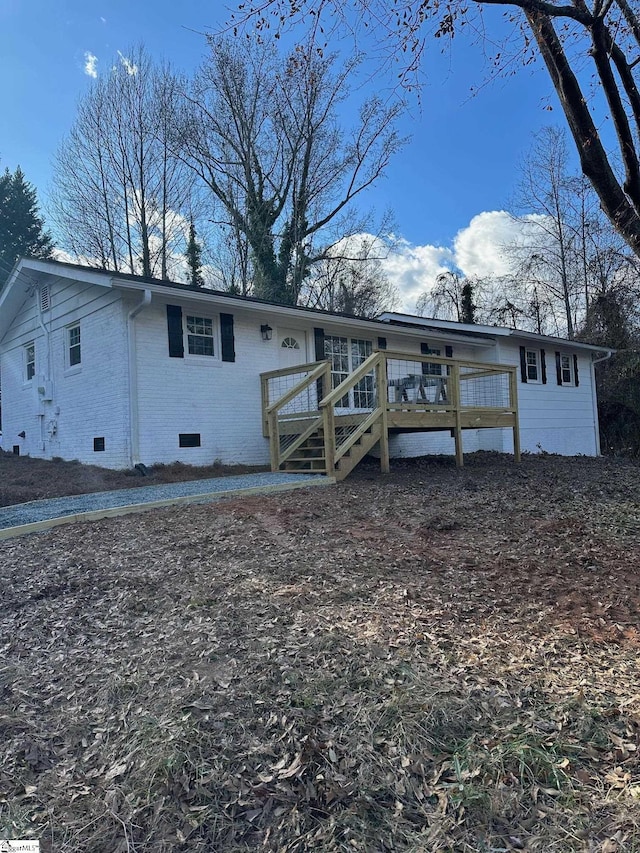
[40,286,50,312]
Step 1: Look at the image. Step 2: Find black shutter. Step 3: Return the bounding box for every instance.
[555,352,562,385]
[377,336,387,350]
[573,353,579,386]
[167,304,184,358]
[519,346,527,383]
[314,327,325,361]
[540,349,547,384]
[220,313,235,362]
[445,345,453,358]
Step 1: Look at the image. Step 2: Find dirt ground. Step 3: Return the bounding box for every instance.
[0,450,268,507]
[2,453,640,852]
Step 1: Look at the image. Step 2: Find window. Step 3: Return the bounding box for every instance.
[281,337,300,350]
[422,346,442,377]
[520,346,547,384]
[526,349,540,383]
[25,343,35,381]
[560,353,573,385]
[68,325,81,367]
[167,305,235,362]
[324,335,374,408]
[186,315,214,356]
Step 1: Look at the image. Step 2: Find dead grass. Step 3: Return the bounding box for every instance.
[1,454,640,851]
[0,450,268,507]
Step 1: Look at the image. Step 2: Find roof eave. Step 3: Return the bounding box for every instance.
[111,279,497,348]
[508,328,614,354]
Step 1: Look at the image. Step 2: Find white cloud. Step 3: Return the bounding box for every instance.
[100,16,107,23]
[380,239,454,312]
[381,211,555,313]
[84,52,98,78]
[453,211,522,278]
[117,51,138,76]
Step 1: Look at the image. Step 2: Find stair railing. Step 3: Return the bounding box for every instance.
[262,360,332,472]
[318,351,386,476]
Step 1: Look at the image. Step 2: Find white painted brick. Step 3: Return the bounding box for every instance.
[1,274,602,470]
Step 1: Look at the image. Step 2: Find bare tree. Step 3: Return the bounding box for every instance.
[300,235,399,317]
[501,127,639,336]
[417,271,491,323]
[228,0,640,260]
[51,46,196,278]
[510,128,579,337]
[177,37,405,304]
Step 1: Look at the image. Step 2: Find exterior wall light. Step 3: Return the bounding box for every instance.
[261,324,273,341]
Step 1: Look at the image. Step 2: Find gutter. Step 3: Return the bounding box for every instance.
[126,288,152,466]
[112,281,495,348]
[590,349,614,456]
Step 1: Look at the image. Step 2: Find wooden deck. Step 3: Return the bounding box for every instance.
[260,350,520,480]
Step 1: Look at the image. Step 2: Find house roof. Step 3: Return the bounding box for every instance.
[0,257,613,355]
[378,313,614,354]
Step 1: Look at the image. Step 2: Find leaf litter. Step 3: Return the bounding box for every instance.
[1,453,640,851]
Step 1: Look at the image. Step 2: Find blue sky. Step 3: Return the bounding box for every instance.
[0,0,568,306]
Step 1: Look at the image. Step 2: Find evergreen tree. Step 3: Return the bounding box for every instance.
[460,281,476,324]
[0,166,54,276]
[185,221,205,287]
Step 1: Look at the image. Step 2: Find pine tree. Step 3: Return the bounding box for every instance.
[461,281,476,325]
[185,221,204,288]
[0,166,54,276]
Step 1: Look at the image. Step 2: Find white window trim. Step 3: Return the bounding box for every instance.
[65,324,82,373]
[525,349,541,384]
[184,313,221,361]
[559,352,574,386]
[324,334,374,409]
[24,342,35,383]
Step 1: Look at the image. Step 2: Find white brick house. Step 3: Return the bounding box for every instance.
[0,258,612,470]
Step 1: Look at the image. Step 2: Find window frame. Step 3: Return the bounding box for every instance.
[24,342,36,382]
[422,346,443,377]
[324,334,374,409]
[281,336,301,351]
[66,324,82,370]
[185,313,217,358]
[559,352,574,386]
[525,349,541,383]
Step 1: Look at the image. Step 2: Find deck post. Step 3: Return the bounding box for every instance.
[268,411,280,472]
[376,353,390,474]
[509,369,521,463]
[261,375,270,437]
[322,404,336,477]
[450,363,464,467]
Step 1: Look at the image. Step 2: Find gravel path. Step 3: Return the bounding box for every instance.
[0,472,332,535]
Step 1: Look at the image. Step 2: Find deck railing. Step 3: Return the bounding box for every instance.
[260,350,520,475]
[318,351,387,474]
[260,361,332,471]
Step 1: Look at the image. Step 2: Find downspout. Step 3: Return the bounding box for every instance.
[590,349,613,456]
[127,289,152,466]
[36,290,52,453]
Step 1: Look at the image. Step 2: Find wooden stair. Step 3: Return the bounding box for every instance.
[281,423,382,480]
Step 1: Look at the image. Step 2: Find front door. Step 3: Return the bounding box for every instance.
[277,329,311,415]
[278,328,307,369]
